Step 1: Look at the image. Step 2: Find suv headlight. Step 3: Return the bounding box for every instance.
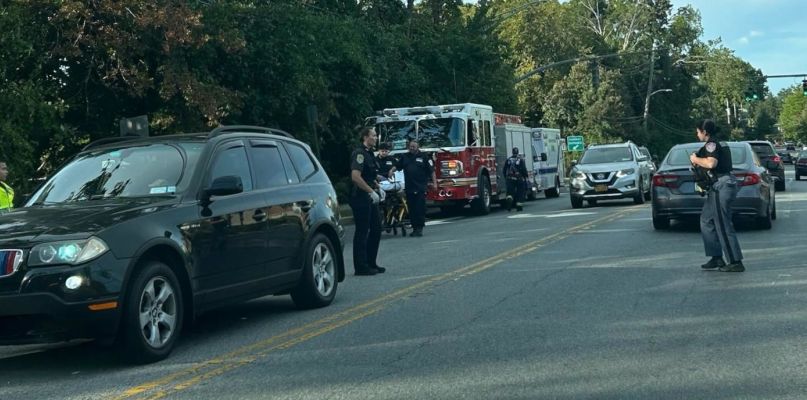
[617,168,635,177]
[570,170,585,179]
[29,237,109,267]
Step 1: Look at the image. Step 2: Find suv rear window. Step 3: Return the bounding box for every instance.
[749,143,775,157]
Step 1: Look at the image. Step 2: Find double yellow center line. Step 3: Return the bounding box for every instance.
[113,206,638,400]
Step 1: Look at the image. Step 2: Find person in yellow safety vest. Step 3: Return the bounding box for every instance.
[0,160,14,213]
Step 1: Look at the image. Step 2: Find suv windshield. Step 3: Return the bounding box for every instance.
[377,117,466,150]
[29,143,202,205]
[579,147,633,164]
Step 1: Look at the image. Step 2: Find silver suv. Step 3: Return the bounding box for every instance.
[568,141,652,208]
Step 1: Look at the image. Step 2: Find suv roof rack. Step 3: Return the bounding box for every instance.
[82,136,142,151]
[208,125,294,139]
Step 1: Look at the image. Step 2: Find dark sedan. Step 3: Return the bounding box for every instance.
[795,150,807,180]
[651,142,776,230]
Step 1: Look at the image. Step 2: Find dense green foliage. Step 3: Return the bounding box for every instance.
[0,0,795,197]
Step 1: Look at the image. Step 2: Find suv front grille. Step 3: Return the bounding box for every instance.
[0,250,23,278]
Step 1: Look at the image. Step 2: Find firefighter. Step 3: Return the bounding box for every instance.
[394,140,437,237]
[503,147,528,212]
[349,127,385,275]
[0,160,13,213]
[689,119,745,272]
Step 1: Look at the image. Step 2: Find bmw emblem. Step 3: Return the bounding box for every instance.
[597,173,605,180]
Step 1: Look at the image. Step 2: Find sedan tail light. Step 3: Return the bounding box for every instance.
[772,155,782,164]
[652,174,679,188]
[734,172,761,186]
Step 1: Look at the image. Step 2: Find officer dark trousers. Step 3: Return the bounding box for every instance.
[406,191,426,231]
[350,192,381,271]
[700,175,743,263]
[506,178,524,208]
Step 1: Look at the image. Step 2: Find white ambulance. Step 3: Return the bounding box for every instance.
[528,127,563,199]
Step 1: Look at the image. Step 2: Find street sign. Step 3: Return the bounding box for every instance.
[567,135,584,151]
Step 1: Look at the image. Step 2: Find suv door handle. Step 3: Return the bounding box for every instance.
[253,209,267,221]
[296,200,314,212]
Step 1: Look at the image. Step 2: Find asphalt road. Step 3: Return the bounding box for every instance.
[3,169,807,399]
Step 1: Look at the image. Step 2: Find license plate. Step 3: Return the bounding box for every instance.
[595,184,607,192]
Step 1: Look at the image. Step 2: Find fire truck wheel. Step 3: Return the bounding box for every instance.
[472,175,491,215]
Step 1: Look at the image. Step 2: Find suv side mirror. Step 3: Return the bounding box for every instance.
[201,175,243,206]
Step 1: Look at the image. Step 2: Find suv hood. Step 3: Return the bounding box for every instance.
[0,198,177,246]
[573,161,637,173]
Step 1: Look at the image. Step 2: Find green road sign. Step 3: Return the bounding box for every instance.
[567,135,584,151]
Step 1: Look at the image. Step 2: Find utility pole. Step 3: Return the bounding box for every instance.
[725,98,731,125]
[642,39,657,136]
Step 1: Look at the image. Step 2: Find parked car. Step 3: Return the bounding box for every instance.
[0,126,345,363]
[745,140,785,191]
[651,141,775,230]
[795,150,807,180]
[639,146,657,175]
[568,141,653,208]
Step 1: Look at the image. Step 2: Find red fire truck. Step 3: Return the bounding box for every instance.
[373,103,527,214]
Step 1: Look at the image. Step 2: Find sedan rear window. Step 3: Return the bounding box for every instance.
[665,146,747,166]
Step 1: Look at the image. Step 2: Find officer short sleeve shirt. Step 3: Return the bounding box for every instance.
[697,139,732,174]
[397,152,433,193]
[350,146,378,192]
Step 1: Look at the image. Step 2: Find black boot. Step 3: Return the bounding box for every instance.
[719,261,745,272]
[701,257,725,270]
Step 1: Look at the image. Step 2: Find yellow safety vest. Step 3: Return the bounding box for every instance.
[0,182,14,211]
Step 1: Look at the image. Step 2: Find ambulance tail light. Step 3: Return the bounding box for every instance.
[440,160,464,177]
[734,172,761,186]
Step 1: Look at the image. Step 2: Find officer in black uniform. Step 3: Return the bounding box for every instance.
[503,147,528,212]
[394,140,436,237]
[349,127,385,275]
[689,119,745,272]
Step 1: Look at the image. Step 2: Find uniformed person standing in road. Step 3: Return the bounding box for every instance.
[393,140,436,237]
[349,127,385,275]
[689,119,745,272]
[503,147,528,212]
[0,160,14,214]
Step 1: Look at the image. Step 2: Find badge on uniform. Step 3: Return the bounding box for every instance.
[705,142,716,152]
[356,154,364,164]
[415,157,423,163]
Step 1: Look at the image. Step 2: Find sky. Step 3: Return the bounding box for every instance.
[460,0,807,95]
[671,0,807,95]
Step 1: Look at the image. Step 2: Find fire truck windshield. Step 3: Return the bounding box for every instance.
[418,118,465,149]
[377,117,466,151]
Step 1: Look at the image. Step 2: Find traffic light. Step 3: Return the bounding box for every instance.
[802,80,807,97]
[744,91,760,102]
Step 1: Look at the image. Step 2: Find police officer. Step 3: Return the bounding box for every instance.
[349,127,385,275]
[376,142,397,179]
[503,147,528,212]
[394,140,436,237]
[689,119,745,272]
[0,160,13,214]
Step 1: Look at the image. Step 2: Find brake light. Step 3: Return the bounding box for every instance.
[772,155,782,164]
[652,174,679,188]
[734,172,761,186]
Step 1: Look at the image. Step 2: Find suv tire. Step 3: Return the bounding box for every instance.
[291,234,338,309]
[119,261,183,364]
[633,182,645,204]
[570,195,583,209]
[775,179,785,192]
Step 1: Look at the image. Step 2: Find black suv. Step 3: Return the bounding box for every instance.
[0,126,345,363]
[744,140,785,191]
